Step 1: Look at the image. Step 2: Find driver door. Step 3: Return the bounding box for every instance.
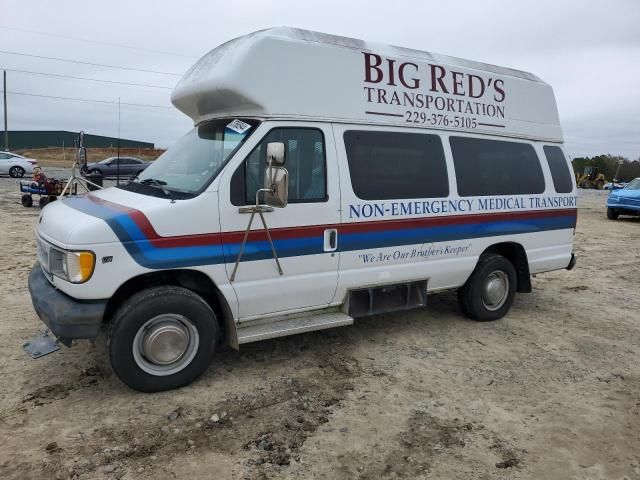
[218,122,341,320]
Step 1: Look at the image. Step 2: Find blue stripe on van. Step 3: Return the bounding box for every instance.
[64,195,576,270]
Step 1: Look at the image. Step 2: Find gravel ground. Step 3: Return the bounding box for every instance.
[0,174,638,480]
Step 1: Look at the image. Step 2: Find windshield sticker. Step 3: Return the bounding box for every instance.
[226,119,252,134]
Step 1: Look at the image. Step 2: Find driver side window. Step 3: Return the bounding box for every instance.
[231,128,327,206]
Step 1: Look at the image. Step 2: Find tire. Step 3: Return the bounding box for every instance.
[108,286,219,392]
[458,253,517,321]
[9,166,25,178]
[21,194,33,207]
[89,169,101,176]
[607,207,619,220]
[39,196,49,208]
[48,196,57,203]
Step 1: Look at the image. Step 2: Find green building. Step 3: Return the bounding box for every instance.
[4,131,154,150]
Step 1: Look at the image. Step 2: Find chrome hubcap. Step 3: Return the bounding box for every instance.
[133,314,199,376]
[482,270,509,311]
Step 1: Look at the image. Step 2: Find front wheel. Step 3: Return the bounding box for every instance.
[9,166,25,178]
[108,286,219,392]
[607,207,619,220]
[21,194,33,207]
[458,253,517,321]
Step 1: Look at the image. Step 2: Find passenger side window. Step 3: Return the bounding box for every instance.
[449,137,545,196]
[231,128,327,205]
[343,130,448,200]
[543,146,573,193]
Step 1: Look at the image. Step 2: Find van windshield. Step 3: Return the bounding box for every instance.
[124,118,259,197]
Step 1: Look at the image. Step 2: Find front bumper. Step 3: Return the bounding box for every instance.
[607,198,640,212]
[28,264,106,345]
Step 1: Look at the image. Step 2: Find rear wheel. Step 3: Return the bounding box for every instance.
[458,253,517,321]
[9,166,25,178]
[607,207,619,220]
[108,286,219,392]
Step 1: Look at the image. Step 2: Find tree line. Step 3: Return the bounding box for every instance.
[571,154,640,182]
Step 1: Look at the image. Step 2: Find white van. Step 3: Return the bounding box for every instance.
[28,28,577,392]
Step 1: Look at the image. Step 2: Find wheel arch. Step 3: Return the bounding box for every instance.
[103,269,238,349]
[482,242,532,293]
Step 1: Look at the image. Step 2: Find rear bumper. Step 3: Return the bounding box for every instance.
[28,264,106,344]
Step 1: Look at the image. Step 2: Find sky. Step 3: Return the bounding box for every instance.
[1,0,639,159]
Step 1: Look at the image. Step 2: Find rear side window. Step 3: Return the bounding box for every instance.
[343,130,448,200]
[449,137,544,196]
[543,146,573,193]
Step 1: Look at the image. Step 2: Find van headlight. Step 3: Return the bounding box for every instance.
[49,248,95,283]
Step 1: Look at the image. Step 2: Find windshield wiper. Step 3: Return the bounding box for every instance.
[139,178,175,202]
[127,173,139,184]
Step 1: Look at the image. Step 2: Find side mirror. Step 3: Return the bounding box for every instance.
[261,142,288,208]
[264,166,288,208]
[266,142,285,166]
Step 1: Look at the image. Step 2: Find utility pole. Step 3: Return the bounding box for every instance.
[116,96,121,185]
[3,70,7,151]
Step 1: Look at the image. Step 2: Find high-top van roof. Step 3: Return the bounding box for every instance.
[172,27,562,142]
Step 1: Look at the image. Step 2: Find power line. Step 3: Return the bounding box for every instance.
[5,68,173,89]
[0,49,183,76]
[0,25,198,60]
[8,90,175,109]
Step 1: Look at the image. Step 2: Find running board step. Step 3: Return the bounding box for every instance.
[237,310,354,344]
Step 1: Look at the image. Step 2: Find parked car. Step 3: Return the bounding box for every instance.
[604,181,627,190]
[607,177,640,219]
[82,156,150,178]
[0,151,38,177]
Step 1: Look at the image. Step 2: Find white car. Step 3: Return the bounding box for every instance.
[0,151,38,177]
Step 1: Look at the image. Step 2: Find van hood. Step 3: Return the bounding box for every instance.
[38,188,173,247]
[37,187,225,269]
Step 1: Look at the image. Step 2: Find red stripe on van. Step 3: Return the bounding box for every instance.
[84,194,576,249]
